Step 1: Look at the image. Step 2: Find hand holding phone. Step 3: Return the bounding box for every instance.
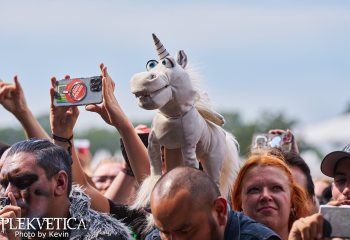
[289,213,323,240]
[251,132,292,152]
[320,205,350,238]
[0,197,10,210]
[268,129,299,153]
[53,76,102,107]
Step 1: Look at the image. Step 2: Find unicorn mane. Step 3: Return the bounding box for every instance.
[184,63,225,126]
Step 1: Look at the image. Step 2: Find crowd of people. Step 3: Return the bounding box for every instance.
[0,65,349,240]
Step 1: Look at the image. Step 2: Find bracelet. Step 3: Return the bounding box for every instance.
[52,133,73,155]
[121,167,134,177]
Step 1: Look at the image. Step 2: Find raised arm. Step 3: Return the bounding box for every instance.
[0,76,49,139]
[49,76,110,213]
[85,64,150,184]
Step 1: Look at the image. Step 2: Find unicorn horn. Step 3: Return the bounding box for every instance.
[152,33,169,60]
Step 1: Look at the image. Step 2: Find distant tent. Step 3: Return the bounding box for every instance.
[296,113,350,178]
[297,113,350,151]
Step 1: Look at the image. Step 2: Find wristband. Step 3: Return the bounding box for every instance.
[52,133,73,155]
[121,167,134,177]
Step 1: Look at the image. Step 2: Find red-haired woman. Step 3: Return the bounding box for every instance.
[231,151,312,240]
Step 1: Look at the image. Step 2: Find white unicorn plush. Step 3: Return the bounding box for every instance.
[130,34,239,209]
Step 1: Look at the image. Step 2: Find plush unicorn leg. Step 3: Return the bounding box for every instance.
[198,121,226,191]
[181,146,200,169]
[197,121,240,198]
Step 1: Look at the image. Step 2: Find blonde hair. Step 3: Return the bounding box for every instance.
[93,157,123,174]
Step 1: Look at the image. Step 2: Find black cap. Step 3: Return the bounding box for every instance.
[321,143,350,177]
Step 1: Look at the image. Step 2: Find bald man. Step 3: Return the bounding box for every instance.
[147,166,281,240]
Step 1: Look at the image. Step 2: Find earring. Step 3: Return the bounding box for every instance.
[290,206,296,217]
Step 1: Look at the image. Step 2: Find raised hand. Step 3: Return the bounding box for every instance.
[50,76,79,139]
[0,76,28,118]
[0,193,21,240]
[85,64,129,129]
[87,64,150,183]
[289,213,323,240]
[0,76,49,139]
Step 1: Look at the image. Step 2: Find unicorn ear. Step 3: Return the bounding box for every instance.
[176,50,187,68]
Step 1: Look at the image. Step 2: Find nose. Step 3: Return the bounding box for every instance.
[132,72,157,84]
[260,188,272,202]
[4,183,20,199]
[342,181,350,198]
[147,73,157,81]
[131,72,162,94]
[101,179,113,191]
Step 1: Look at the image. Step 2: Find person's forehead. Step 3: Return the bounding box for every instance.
[243,165,290,186]
[94,162,123,176]
[334,158,350,176]
[1,152,37,175]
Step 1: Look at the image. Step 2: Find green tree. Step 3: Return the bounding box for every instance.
[76,128,120,155]
[343,101,350,114]
[254,111,297,133]
[37,114,51,134]
[221,111,298,157]
[221,112,256,157]
[0,127,25,145]
[1,110,322,159]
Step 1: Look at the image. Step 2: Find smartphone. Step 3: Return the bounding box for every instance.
[0,197,10,210]
[320,205,350,238]
[251,133,292,152]
[53,76,102,106]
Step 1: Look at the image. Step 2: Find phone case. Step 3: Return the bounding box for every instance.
[251,133,292,152]
[0,197,10,210]
[320,205,350,238]
[53,76,102,107]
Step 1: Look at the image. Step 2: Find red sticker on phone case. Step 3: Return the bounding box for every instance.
[65,79,87,103]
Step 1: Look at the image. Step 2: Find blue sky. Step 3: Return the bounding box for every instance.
[1,1,350,130]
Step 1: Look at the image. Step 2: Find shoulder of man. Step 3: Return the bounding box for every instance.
[69,187,132,240]
[84,205,133,239]
[108,199,148,239]
[90,233,131,240]
[225,211,281,240]
[69,212,132,240]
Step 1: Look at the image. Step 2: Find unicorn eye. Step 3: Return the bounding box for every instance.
[161,58,174,68]
[146,60,158,71]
